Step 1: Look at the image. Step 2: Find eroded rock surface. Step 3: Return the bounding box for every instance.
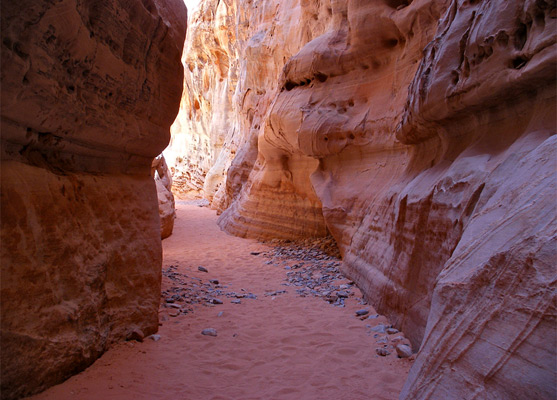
[0,0,187,398]
[152,155,176,239]
[173,0,556,398]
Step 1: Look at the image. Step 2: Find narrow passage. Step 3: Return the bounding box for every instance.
[30,202,412,400]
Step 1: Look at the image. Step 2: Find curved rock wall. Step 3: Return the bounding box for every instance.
[175,0,556,398]
[0,0,187,398]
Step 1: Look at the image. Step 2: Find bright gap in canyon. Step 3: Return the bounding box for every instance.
[1,1,556,400]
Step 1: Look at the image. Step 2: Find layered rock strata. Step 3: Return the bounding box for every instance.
[0,0,187,398]
[176,0,556,398]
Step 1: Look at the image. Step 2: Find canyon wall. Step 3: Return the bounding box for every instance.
[0,0,187,398]
[177,0,556,398]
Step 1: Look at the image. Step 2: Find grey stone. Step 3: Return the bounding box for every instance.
[126,328,144,342]
[375,348,390,356]
[386,328,399,335]
[371,324,387,333]
[148,334,161,342]
[198,266,208,273]
[231,299,242,304]
[396,344,413,358]
[355,309,369,316]
[201,328,217,337]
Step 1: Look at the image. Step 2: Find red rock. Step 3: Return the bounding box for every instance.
[0,0,187,398]
[169,0,556,398]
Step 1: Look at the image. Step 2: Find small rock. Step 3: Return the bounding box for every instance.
[376,336,388,344]
[217,311,224,317]
[371,324,387,333]
[209,279,219,285]
[231,299,242,304]
[337,291,349,298]
[126,328,144,342]
[375,348,390,357]
[198,266,208,273]
[396,344,413,358]
[168,303,181,309]
[250,252,261,255]
[201,328,217,337]
[386,328,399,335]
[355,309,369,316]
[210,298,223,305]
[148,334,161,342]
[367,314,379,319]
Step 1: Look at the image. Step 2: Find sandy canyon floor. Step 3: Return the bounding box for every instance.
[28,202,413,400]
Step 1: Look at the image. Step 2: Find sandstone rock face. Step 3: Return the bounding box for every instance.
[165,0,240,201]
[176,0,556,398]
[0,1,187,398]
[152,155,176,239]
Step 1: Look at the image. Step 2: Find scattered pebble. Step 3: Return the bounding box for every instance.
[148,334,161,342]
[210,298,223,305]
[386,328,399,335]
[198,266,208,273]
[355,309,369,316]
[126,329,144,342]
[261,239,352,308]
[217,311,224,317]
[209,279,219,285]
[375,348,391,356]
[250,252,261,256]
[201,328,217,337]
[265,290,286,297]
[371,324,387,333]
[231,299,242,304]
[396,344,413,358]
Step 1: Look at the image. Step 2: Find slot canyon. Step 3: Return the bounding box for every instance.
[1,0,555,399]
